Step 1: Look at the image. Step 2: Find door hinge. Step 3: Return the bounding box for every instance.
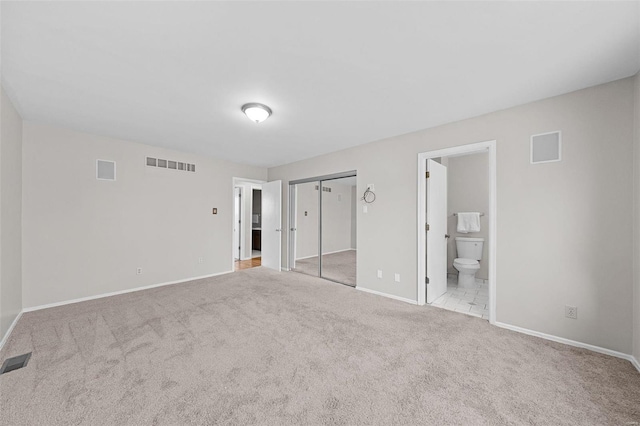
[426,277,429,284]
[426,223,430,231]
[426,171,430,178]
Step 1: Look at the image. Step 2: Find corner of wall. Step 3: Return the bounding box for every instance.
[0,84,24,347]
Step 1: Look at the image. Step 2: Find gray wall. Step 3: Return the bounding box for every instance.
[634,71,640,362]
[447,153,489,280]
[22,122,266,308]
[269,77,635,354]
[0,86,23,339]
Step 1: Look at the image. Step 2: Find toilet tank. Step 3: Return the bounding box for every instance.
[455,237,484,260]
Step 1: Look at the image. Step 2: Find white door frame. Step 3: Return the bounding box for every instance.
[233,186,241,260]
[417,141,497,324]
[231,177,266,271]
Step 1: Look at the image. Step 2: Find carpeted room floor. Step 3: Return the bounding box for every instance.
[0,268,639,425]
[294,250,356,286]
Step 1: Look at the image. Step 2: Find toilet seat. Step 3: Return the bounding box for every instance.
[453,258,479,267]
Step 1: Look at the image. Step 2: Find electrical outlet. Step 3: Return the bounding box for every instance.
[565,305,577,319]
[377,270,383,279]
[394,273,400,282]
[136,267,142,275]
[198,257,203,264]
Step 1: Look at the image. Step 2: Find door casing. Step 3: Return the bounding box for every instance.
[417,141,497,324]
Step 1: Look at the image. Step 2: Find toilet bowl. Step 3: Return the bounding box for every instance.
[453,237,485,289]
[453,258,480,288]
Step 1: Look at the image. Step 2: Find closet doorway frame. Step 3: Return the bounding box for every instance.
[417,141,497,324]
[288,170,357,284]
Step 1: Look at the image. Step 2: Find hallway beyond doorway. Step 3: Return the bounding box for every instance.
[235,257,261,271]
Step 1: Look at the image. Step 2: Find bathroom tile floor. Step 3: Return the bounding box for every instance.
[431,276,489,320]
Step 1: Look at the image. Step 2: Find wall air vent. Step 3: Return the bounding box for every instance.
[314,185,332,192]
[146,157,195,173]
[96,159,116,181]
[531,131,561,164]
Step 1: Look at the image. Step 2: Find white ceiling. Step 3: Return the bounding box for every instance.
[2,2,639,168]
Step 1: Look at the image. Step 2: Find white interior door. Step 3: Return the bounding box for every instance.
[233,187,241,260]
[261,180,282,271]
[426,159,448,303]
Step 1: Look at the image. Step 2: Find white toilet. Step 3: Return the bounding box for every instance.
[453,237,484,289]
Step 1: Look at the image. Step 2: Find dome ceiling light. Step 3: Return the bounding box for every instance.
[241,103,272,124]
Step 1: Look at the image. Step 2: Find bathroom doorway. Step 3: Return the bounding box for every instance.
[417,141,497,323]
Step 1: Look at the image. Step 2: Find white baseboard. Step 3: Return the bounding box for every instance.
[495,321,640,373]
[0,311,23,352]
[23,270,233,313]
[296,248,355,261]
[355,286,418,305]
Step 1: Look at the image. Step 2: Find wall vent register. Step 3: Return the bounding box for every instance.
[96,159,116,181]
[530,131,561,164]
[146,157,195,172]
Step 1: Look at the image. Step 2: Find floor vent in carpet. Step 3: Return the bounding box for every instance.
[0,352,32,375]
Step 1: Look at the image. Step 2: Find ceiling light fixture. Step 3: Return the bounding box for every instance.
[241,103,272,124]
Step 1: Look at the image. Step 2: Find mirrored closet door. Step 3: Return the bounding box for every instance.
[320,176,357,286]
[289,171,357,287]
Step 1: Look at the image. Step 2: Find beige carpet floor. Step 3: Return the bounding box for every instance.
[1,268,639,425]
[294,250,356,286]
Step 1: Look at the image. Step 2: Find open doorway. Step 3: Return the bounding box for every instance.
[233,178,264,271]
[418,141,497,323]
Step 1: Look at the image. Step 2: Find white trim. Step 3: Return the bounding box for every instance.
[355,286,418,305]
[295,248,355,261]
[417,141,497,325]
[0,311,23,352]
[232,177,267,269]
[530,130,562,164]
[495,321,640,372]
[23,271,233,313]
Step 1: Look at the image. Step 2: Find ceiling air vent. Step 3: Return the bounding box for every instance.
[146,157,195,173]
[531,131,561,164]
[96,159,116,181]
